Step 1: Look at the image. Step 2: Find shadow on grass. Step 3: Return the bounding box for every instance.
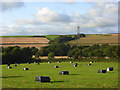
[51,81,68,83]
[70,74,80,75]
[0,76,23,78]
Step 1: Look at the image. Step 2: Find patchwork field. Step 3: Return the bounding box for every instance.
[2,62,118,88]
[69,34,119,45]
[0,34,119,49]
[0,37,49,49]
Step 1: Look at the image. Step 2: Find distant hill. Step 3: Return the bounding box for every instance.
[0,34,119,49]
[68,34,119,46]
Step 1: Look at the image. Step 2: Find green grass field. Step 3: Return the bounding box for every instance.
[2,62,118,88]
[44,35,59,41]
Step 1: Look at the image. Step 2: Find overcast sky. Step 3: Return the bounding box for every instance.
[0,0,118,36]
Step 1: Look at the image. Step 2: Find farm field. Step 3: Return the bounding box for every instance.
[0,37,49,44]
[0,34,119,49]
[1,44,49,49]
[2,62,118,88]
[0,37,49,49]
[69,34,119,45]
[0,35,59,41]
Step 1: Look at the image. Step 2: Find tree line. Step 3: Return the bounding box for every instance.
[35,43,119,59]
[1,43,119,64]
[1,46,38,64]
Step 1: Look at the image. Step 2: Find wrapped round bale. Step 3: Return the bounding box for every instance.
[27,62,30,64]
[48,62,51,63]
[107,67,113,71]
[54,66,58,68]
[13,65,17,66]
[37,63,39,65]
[74,63,78,65]
[7,64,10,66]
[73,64,77,67]
[98,70,106,73]
[88,64,91,65]
[8,67,12,69]
[35,76,50,82]
[57,61,60,63]
[59,71,69,75]
[90,61,93,63]
[23,68,29,70]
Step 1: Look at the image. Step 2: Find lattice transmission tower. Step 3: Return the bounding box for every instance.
[77,25,80,45]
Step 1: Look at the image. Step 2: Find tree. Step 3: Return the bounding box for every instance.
[73,52,79,60]
[20,47,33,62]
[78,50,82,58]
[11,47,22,63]
[94,50,103,58]
[30,47,38,55]
[48,52,54,60]
[39,47,48,56]
[67,50,74,57]
[35,50,41,58]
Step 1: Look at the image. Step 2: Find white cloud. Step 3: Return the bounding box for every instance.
[16,7,72,26]
[1,25,27,35]
[2,2,24,11]
[79,2,118,29]
[35,7,72,23]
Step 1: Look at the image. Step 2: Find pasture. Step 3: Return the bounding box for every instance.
[2,62,118,88]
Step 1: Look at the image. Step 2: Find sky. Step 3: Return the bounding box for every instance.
[0,0,118,36]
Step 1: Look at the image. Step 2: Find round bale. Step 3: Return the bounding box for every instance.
[59,71,69,75]
[35,76,50,82]
[23,68,29,70]
[98,70,106,73]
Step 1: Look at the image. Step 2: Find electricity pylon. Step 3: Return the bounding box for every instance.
[77,25,80,45]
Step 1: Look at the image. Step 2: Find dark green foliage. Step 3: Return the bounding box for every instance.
[30,47,38,55]
[37,43,70,56]
[50,34,86,44]
[2,43,119,64]
[2,46,35,64]
[67,44,119,59]
[73,52,79,60]
[48,52,54,60]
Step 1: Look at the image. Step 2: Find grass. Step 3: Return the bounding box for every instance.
[44,35,60,41]
[2,61,118,88]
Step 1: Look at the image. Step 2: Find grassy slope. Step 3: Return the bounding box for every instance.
[2,62,118,88]
[44,35,59,41]
[69,34,118,45]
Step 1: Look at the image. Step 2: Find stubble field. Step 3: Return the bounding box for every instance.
[0,37,49,49]
[69,34,119,45]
